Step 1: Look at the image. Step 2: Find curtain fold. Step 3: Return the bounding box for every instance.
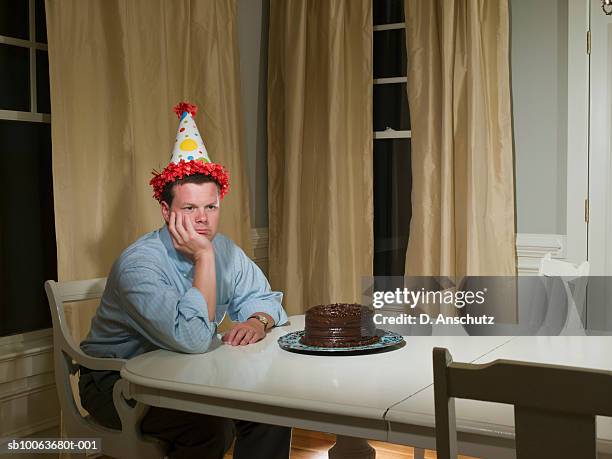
[45,0,249,445]
[267,0,373,315]
[47,0,251,279]
[404,0,517,278]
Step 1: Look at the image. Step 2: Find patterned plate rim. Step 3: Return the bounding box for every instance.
[277,329,404,353]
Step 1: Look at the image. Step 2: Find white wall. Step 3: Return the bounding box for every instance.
[511,0,568,235]
[237,0,269,229]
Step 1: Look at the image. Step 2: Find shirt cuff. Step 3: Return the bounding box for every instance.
[237,300,289,326]
[179,287,213,325]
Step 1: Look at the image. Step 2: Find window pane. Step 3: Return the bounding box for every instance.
[374,139,411,276]
[373,0,404,25]
[0,120,56,337]
[373,29,407,78]
[36,50,50,113]
[0,44,30,111]
[0,0,29,40]
[374,83,410,131]
[35,0,47,43]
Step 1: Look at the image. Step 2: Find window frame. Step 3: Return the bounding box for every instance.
[0,0,50,124]
[0,0,55,338]
[373,21,410,139]
[372,3,412,277]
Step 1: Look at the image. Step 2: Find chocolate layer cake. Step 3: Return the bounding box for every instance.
[301,304,380,348]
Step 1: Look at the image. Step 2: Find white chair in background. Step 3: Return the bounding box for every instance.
[433,347,612,459]
[45,278,166,459]
[538,254,589,335]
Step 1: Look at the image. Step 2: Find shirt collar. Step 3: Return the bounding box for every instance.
[159,225,194,277]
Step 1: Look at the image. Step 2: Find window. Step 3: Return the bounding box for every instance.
[373,0,411,276]
[0,0,56,337]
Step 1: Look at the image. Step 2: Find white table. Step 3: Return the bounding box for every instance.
[386,336,612,459]
[120,315,511,457]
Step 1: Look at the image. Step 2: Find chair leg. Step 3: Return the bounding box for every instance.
[413,447,425,459]
[112,379,167,459]
[113,379,151,438]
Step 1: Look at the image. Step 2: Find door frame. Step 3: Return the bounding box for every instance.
[566,0,590,264]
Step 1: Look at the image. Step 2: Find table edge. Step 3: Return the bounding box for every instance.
[120,366,389,421]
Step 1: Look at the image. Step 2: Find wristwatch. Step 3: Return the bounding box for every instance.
[249,314,270,331]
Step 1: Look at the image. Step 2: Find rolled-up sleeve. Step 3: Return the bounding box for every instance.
[228,247,288,326]
[118,264,216,353]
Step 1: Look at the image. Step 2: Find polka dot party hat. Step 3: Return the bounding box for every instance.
[170,102,210,163]
[150,101,230,202]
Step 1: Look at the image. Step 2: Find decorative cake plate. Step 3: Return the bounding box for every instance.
[278,329,404,355]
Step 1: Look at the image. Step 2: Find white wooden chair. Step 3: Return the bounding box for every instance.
[45,278,166,459]
[433,347,612,459]
[538,253,589,335]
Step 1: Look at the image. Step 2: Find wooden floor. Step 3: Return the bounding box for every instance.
[224,428,478,459]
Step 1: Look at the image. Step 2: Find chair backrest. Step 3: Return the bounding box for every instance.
[433,347,612,459]
[44,279,125,432]
[538,253,589,333]
[46,278,105,363]
[538,253,589,278]
[45,278,125,371]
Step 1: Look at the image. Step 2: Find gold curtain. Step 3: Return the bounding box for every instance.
[45,0,249,444]
[267,0,373,315]
[404,0,517,278]
[46,0,252,276]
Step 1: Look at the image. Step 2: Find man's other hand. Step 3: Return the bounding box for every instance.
[222,320,266,346]
[169,211,213,262]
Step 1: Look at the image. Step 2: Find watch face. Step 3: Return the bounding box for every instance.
[252,315,268,327]
[258,315,269,325]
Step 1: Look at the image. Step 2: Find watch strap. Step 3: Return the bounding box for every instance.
[249,314,269,331]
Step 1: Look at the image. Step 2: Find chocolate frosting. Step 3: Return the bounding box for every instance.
[301,303,379,348]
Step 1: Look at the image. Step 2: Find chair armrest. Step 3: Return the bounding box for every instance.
[63,344,126,372]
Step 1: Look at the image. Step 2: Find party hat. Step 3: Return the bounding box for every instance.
[170,102,210,164]
[150,102,229,202]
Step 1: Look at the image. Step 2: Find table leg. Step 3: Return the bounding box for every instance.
[413,447,425,459]
[328,435,376,459]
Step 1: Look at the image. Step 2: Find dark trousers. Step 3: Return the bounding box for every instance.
[78,369,291,459]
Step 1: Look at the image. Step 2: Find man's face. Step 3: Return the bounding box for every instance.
[161,182,220,241]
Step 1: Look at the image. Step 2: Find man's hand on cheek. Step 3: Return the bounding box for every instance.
[168,211,213,261]
[222,321,266,346]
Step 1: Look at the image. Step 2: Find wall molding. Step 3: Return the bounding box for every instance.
[0,329,59,438]
[0,327,52,348]
[251,226,269,252]
[516,233,567,275]
[0,375,55,403]
[4,416,60,439]
[251,227,269,274]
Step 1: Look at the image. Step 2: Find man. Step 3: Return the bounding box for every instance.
[79,102,291,459]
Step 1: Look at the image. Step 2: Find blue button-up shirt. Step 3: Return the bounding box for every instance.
[80,226,288,359]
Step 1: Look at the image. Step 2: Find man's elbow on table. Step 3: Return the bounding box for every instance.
[169,322,216,354]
